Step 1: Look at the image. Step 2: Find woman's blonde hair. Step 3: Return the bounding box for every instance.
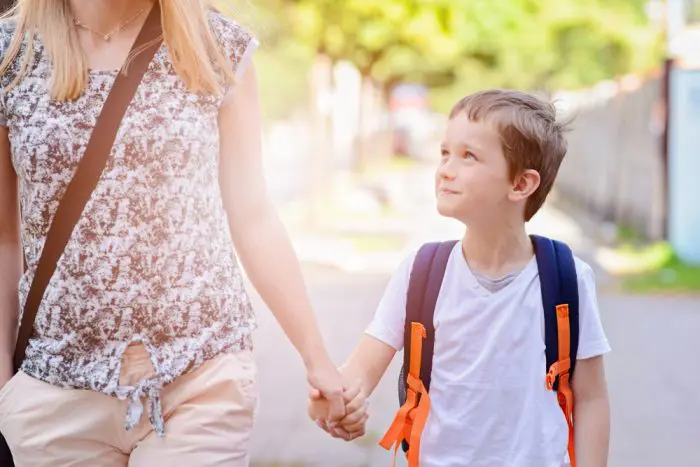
[0,0,236,100]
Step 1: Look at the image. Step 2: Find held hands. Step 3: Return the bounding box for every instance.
[308,378,369,441]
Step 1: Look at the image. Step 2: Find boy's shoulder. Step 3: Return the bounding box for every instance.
[572,255,596,285]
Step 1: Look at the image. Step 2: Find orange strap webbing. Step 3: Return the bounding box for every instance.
[546,304,576,467]
[379,322,430,467]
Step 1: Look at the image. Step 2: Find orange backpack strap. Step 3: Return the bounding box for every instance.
[532,235,579,466]
[546,304,576,467]
[379,322,431,467]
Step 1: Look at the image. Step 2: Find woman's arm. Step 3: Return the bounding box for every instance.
[217,63,345,419]
[0,126,21,386]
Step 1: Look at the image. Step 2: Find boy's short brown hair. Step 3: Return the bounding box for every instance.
[449,89,570,221]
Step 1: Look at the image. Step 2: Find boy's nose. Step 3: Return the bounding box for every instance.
[437,161,456,181]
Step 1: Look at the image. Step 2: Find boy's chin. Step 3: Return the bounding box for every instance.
[437,200,490,226]
[436,200,466,221]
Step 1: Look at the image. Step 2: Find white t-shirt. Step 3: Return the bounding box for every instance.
[367,242,611,467]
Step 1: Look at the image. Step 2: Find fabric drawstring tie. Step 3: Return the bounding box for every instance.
[116,378,165,436]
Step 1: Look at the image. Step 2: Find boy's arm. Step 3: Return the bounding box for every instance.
[571,259,611,466]
[572,355,610,467]
[340,333,397,397]
[337,335,396,437]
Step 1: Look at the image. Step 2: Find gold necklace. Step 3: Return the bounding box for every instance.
[73,5,149,42]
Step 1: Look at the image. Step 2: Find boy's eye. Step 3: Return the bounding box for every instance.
[463,152,476,160]
[440,149,449,157]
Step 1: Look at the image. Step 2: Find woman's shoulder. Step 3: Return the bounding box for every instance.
[205,9,258,76]
[206,9,256,52]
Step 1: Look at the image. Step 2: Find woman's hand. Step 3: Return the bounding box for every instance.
[309,378,369,441]
[305,351,346,421]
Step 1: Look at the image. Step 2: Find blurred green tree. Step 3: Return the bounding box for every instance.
[226,0,664,115]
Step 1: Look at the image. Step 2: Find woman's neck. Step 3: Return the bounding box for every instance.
[68,0,154,35]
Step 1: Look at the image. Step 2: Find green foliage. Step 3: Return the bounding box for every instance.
[617,242,700,294]
[217,0,316,122]
[224,0,664,116]
[254,43,315,122]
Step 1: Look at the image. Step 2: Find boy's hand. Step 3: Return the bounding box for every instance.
[335,380,370,439]
[309,379,369,441]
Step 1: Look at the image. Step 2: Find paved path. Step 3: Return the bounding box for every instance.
[602,293,700,467]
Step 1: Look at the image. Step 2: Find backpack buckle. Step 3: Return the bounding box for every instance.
[406,373,423,393]
[546,358,571,390]
[546,366,558,390]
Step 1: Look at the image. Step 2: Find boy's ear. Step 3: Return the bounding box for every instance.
[509,169,541,202]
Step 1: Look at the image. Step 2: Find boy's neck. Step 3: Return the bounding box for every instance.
[461,223,533,279]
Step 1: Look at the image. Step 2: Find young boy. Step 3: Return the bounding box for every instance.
[309,89,611,467]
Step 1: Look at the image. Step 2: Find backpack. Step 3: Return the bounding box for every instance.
[379,235,580,467]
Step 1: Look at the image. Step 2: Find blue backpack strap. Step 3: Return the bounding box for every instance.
[401,242,438,397]
[399,242,438,407]
[531,235,580,389]
[399,240,456,452]
[417,240,456,392]
[402,240,457,393]
[553,240,580,379]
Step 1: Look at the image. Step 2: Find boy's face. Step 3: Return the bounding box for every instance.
[435,112,516,224]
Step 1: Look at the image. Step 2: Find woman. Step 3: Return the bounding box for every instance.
[0,0,345,465]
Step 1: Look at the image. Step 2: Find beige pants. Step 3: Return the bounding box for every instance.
[0,345,258,466]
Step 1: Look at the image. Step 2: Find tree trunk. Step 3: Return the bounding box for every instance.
[355,74,384,172]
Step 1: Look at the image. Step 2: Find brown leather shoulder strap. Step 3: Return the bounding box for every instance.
[13,3,163,371]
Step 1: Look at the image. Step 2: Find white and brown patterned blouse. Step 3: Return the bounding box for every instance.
[0,12,258,435]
